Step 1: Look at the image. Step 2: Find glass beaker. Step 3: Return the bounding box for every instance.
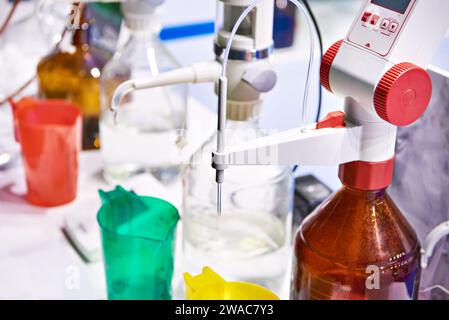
[183,114,293,294]
[97,186,179,300]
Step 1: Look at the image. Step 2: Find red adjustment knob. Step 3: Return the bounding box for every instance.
[374,63,432,127]
[320,40,343,93]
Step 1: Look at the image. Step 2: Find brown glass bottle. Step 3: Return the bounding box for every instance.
[291,161,421,300]
[37,5,101,150]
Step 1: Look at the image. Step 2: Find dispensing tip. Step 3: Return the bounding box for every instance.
[110,79,137,125]
[216,183,222,216]
[113,110,118,126]
[215,169,224,216]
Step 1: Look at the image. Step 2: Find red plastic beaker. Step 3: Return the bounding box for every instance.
[12,98,82,207]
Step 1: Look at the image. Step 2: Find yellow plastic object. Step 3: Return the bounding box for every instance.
[184,267,280,300]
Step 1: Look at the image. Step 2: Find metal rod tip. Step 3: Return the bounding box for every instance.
[216,183,222,216]
[112,110,118,125]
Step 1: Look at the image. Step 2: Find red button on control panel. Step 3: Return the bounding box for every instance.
[380,19,390,30]
[362,11,372,23]
[370,15,380,26]
[389,22,399,33]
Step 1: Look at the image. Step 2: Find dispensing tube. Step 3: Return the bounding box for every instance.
[214,0,320,214]
[110,61,221,121]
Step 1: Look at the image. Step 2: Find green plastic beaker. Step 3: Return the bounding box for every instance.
[97,186,179,300]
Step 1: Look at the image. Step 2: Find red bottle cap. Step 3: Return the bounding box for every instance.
[339,158,395,191]
[374,63,432,126]
[320,40,343,93]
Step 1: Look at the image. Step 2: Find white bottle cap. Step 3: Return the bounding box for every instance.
[122,0,164,32]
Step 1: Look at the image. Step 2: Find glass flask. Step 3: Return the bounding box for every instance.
[291,165,421,300]
[37,4,102,150]
[100,1,187,184]
[183,110,293,294]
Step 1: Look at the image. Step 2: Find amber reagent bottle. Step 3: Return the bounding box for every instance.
[291,160,421,300]
[37,4,102,150]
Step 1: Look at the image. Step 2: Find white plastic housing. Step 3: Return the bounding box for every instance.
[214,0,449,167]
[331,0,449,119]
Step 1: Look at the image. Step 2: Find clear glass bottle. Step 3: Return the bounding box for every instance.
[183,108,293,294]
[37,4,102,150]
[291,167,421,300]
[100,0,187,184]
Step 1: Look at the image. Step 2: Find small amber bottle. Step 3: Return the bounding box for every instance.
[291,160,421,300]
[37,4,102,150]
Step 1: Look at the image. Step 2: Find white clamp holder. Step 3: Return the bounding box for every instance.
[421,221,449,269]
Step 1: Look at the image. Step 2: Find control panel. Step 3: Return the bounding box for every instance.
[347,0,417,57]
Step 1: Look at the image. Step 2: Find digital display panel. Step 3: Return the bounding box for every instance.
[371,0,412,14]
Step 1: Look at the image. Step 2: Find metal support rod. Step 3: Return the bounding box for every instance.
[215,76,228,215]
